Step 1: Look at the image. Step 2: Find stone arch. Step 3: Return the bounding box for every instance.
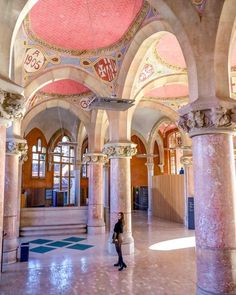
[88,109,108,151]
[131,130,148,153]
[119,17,196,102]
[9,0,39,77]
[23,66,109,99]
[21,99,90,137]
[215,0,236,98]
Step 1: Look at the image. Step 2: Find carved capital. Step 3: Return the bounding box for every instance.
[82,153,107,164]
[158,163,164,173]
[0,90,24,121]
[6,138,28,161]
[178,107,236,137]
[103,142,137,158]
[180,155,193,166]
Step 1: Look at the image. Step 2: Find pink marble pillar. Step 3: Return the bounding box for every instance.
[145,159,154,216]
[178,104,236,294]
[84,153,106,234]
[3,154,19,263]
[193,134,236,295]
[103,142,137,255]
[0,125,6,268]
[3,138,27,264]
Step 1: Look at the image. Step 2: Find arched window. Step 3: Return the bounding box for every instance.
[32,138,46,178]
[53,136,75,204]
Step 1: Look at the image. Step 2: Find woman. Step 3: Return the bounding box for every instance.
[113,212,127,271]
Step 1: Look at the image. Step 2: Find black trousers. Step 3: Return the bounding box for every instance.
[115,242,124,265]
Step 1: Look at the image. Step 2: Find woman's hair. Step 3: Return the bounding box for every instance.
[119,212,125,225]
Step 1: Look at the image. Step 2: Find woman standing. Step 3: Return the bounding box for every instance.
[113,212,127,271]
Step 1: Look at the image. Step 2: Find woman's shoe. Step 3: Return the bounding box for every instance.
[123,263,127,268]
[118,266,124,271]
[114,263,120,267]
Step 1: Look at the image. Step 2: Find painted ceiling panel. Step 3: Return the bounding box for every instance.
[132,107,163,141]
[41,79,90,95]
[145,84,188,98]
[156,33,186,69]
[29,0,143,50]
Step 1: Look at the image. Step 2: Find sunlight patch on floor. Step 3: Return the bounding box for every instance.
[149,236,195,251]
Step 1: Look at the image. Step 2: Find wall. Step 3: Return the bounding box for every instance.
[152,175,184,223]
[20,207,87,226]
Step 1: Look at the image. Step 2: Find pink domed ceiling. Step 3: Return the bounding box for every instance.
[146,84,188,98]
[29,0,143,50]
[41,79,90,95]
[156,33,186,68]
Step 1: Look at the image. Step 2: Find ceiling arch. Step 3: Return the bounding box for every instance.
[24,66,110,99]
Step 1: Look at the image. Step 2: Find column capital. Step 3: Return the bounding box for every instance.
[82,153,107,164]
[158,163,164,173]
[180,155,193,166]
[0,90,24,122]
[103,142,137,159]
[178,99,236,137]
[6,138,28,161]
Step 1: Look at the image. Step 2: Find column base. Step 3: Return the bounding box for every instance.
[3,238,18,264]
[196,286,231,295]
[87,225,106,234]
[3,250,17,264]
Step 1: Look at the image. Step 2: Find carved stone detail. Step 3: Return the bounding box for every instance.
[178,107,235,137]
[180,155,193,166]
[6,138,28,161]
[82,153,107,164]
[0,90,24,120]
[103,142,137,158]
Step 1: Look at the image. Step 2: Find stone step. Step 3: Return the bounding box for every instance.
[20,224,87,237]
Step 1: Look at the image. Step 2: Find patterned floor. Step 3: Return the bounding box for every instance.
[0,212,196,295]
[27,237,93,254]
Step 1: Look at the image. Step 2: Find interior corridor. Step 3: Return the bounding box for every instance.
[0,211,196,295]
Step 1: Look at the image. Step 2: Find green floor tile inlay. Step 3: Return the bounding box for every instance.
[46,241,73,247]
[63,237,86,243]
[28,239,53,244]
[30,246,56,253]
[67,243,94,251]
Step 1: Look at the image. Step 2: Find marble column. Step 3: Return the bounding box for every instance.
[75,161,82,206]
[3,138,28,264]
[0,89,24,267]
[145,158,154,216]
[180,153,194,228]
[103,162,110,228]
[179,105,236,295]
[0,123,7,269]
[83,153,107,234]
[103,142,137,255]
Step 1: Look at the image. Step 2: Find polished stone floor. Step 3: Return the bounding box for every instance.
[0,211,196,295]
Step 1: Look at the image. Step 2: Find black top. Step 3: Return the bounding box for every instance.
[114,219,123,237]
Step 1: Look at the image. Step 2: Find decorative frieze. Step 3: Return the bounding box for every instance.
[82,153,107,164]
[178,107,235,137]
[103,142,137,158]
[0,90,24,121]
[6,138,28,161]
